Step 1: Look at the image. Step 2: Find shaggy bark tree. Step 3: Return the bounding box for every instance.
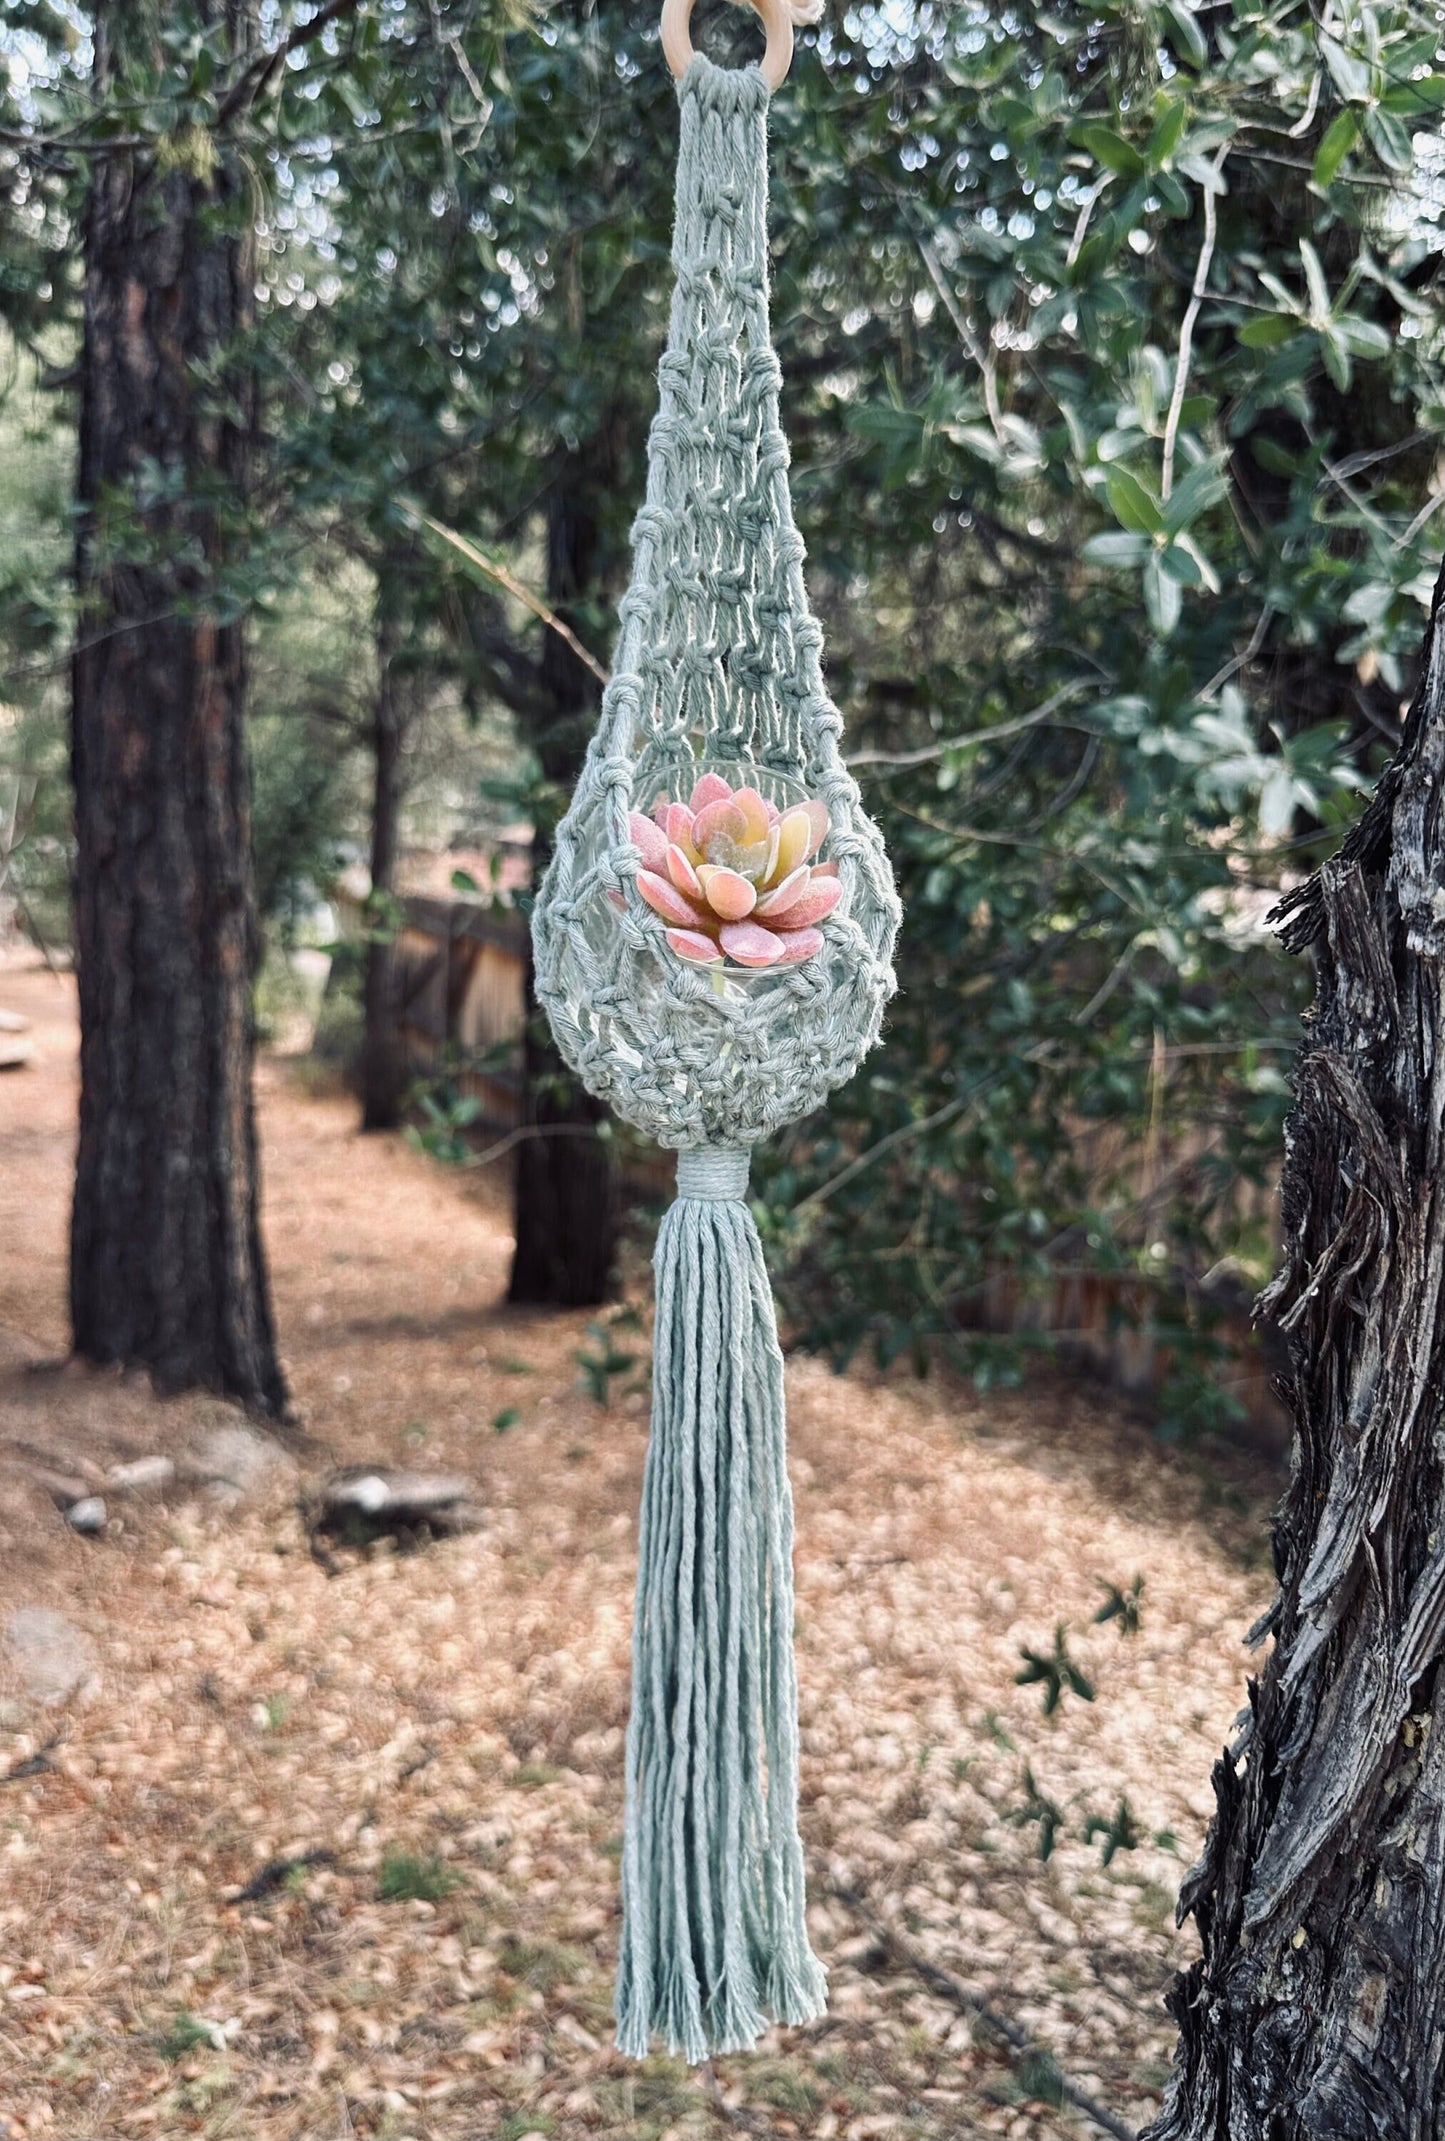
[508,484,617,1309]
[69,4,286,1415]
[1148,556,1445,2137]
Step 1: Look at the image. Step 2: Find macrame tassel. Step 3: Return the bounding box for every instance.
[616,1145,827,2062]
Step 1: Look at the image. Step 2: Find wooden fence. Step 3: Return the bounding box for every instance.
[387,894,529,1127]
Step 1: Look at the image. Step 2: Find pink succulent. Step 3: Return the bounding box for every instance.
[626,772,838,970]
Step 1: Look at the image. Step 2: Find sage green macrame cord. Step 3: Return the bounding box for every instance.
[529,51,900,2065]
[617,1147,827,2061]
[532,56,899,1156]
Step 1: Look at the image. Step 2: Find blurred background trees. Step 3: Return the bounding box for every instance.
[0,0,1441,1405]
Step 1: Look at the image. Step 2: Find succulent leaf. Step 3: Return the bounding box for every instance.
[754,864,811,919]
[772,809,813,881]
[665,926,723,963]
[697,865,758,921]
[775,876,842,930]
[637,869,708,928]
[774,925,825,964]
[665,843,703,897]
[719,919,785,967]
[629,811,669,871]
[663,802,700,860]
[729,786,772,846]
[689,771,733,813]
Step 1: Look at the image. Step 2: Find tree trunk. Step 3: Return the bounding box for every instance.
[1147,556,1445,2138]
[508,485,618,1308]
[360,613,408,1131]
[69,5,286,1418]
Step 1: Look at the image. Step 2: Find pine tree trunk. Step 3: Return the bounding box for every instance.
[69,5,286,1418]
[1147,557,1445,2138]
[508,485,617,1308]
[360,615,407,1132]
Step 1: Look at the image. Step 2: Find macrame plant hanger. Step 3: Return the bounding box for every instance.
[532,0,900,2065]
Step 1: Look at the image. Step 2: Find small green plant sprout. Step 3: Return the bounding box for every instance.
[1084,1797,1144,1866]
[1005,1764,1065,1862]
[575,1318,638,1408]
[1013,2045,1067,2109]
[451,853,507,901]
[377,1851,459,1903]
[492,1406,521,1433]
[981,1709,1017,1752]
[408,1082,483,1165]
[1094,1573,1145,1637]
[1015,1624,1095,1716]
[360,883,406,947]
[156,2010,233,2060]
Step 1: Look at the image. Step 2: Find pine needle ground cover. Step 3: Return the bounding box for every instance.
[0,962,1273,2141]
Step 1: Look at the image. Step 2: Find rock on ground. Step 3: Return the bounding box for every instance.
[3,1606,98,1705]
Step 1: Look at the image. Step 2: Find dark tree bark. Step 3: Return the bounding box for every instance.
[1148,556,1445,2139]
[508,484,618,1308]
[360,608,408,1132]
[69,3,286,1417]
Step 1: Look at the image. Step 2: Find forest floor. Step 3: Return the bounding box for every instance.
[0,953,1279,2141]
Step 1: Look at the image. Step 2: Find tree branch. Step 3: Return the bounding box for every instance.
[409,508,611,689]
[827,1879,1138,2141]
[847,682,1088,769]
[1161,146,1228,503]
[215,0,363,130]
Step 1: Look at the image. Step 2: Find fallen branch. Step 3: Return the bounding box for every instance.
[826,1879,1138,2141]
[229,1849,336,1904]
[1,1741,58,1788]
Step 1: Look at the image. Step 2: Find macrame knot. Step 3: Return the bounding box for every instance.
[682,52,771,119]
[676,1146,751,1201]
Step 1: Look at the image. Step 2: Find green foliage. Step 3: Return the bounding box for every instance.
[0,334,73,950]
[1084,1796,1145,1867]
[377,1851,459,1903]
[496,1934,587,1994]
[1015,1624,1096,1715]
[4,0,1444,1405]
[1006,1762,1066,1860]
[750,0,1445,1397]
[575,1313,639,1408]
[310,941,367,1080]
[154,2011,224,2062]
[1012,2045,1068,2109]
[1094,1574,1145,1637]
[408,1083,485,1165]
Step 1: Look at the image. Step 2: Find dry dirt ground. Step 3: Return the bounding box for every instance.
[0,955,1277,2141]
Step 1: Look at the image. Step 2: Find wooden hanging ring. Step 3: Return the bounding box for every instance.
[661,0,794,93]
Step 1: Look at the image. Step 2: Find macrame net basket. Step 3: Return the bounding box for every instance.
[531,49,901,2067]
[532,57,899,1153]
